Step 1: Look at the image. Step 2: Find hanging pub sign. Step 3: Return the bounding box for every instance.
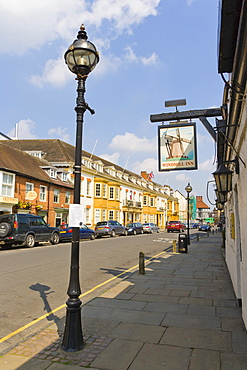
[158,122,198,171]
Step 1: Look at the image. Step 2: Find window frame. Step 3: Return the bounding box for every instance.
[109,186,114,200]
[54,189,60,203]
[108,210,114,220]
[87,180,91,196]
[25,182,34,199]
[40,185,47,201]
[1,172,14,197]
[65,191,70,204]
[95,183,101,197]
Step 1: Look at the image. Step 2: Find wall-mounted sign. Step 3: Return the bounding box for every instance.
[26,191,37,200]
[230,212,235,239]
[158,122,198,171]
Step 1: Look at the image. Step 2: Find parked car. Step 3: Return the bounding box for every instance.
[186,222,199,229]
[198,223,211,232]
[0,213,60,249]
[59,223,95,241]
[126,222,143,235]
[166,221,185,233]
[95,221,128,237]
[142,223,160,234]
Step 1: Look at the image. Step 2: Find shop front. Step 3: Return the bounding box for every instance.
[0,195,18,215]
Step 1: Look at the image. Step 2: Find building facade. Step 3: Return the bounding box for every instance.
[0,143,73,226]
[217,0,247,327]
[0,139,180,228]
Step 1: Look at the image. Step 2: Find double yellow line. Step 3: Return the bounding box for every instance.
[0,249,167,344]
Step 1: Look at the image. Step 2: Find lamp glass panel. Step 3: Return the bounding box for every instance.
[217,192,226,203]
[213,164,232,193]
[216,202,224,210]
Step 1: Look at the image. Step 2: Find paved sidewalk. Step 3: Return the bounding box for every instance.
[1,233,247,369]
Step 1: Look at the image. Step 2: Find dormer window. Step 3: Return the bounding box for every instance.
[62,172,68,182]
[25,150,44,158]
[49,168,56,178]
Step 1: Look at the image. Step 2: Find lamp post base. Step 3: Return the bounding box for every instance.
[61,298,84,352]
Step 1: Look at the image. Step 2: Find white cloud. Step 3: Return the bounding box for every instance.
[131,157,157,175]
[7,119,37,139]
[31,44,159,86]
[199,157,216,172]
[48,127,70,142]
[90,0,161,32]
[0,0,82,55]
[197,133,213,144]
[175,173,191,182]
[109,132,157,152]
[124,46,159,66]
[0,1,161,86]
[186,0,196,5]
[29,56,72,88]
[0,0,161,55]
[100,152,120,164]
[141,52,159,65]
[93,52,122,76]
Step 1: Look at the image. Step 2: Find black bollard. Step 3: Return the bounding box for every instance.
[139,252,145,274]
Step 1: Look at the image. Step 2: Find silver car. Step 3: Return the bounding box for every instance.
[142,223,160,234]
[95,221,128,238]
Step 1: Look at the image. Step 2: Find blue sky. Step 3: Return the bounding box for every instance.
[0,0,222,205]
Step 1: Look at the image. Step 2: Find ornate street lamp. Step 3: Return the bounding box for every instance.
[212,163,233,195]
[62,25,99,352]
[215,189,227,205]
[185,183,192,245]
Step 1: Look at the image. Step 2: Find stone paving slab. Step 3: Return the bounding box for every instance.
[82,305,165,325]
[109,322,165,343]
[161,312,221,330]
[165,283,199,291]
[87,297,147,310]
[179,296,213,306]
[186,304,216,316]
[216,306,243,318]
[128,343,191,370]
[160,326,232,351]
[221,352,247,370]
[221,317,246,332]
[143,301,188,314]
[189,348,220,370]
[131,293,179,303]
[1,234,247,370]
[91,338,143,370]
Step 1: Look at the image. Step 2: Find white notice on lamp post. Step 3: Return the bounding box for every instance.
[69,204,84,227]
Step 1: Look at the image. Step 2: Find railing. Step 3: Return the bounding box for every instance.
[122,200,142,208]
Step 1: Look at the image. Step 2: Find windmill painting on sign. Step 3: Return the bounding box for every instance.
[158,122,198,171]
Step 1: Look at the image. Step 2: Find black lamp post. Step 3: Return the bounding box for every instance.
[61,25,99,352]
[185,183,192,245]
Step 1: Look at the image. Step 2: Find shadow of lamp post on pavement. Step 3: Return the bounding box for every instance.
[29,283,60,329]
[61,24,99,352]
